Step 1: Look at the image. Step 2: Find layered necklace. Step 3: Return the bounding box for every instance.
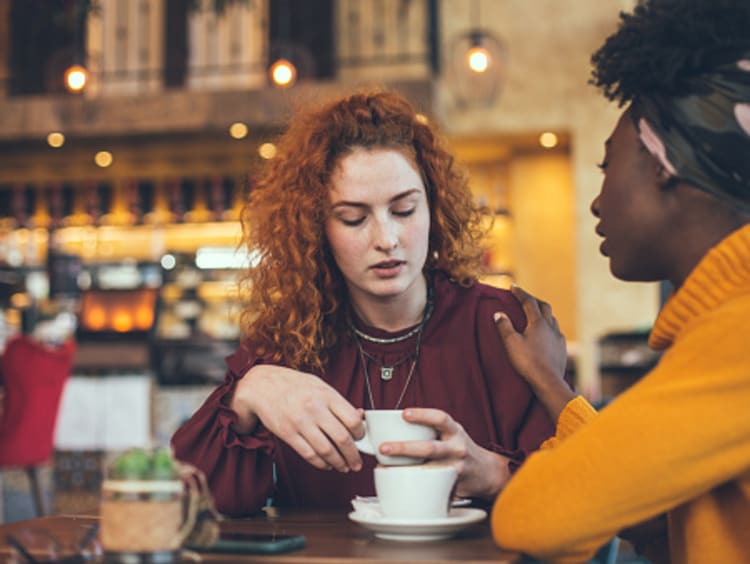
[349,285,434,410]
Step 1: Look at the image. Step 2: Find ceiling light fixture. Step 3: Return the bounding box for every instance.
[447,0,508,108]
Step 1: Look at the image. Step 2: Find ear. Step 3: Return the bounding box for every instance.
[655,163,678,190]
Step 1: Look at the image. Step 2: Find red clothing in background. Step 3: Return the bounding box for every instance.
[172,272,555,516]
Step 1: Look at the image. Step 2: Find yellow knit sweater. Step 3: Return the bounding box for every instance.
[492,224,750,564]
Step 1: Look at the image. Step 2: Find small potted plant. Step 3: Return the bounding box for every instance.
[100,448,209,557]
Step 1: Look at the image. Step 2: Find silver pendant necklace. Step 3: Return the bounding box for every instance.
[353,323,426,410]
[356,347,414,381]
[350,287,433,409]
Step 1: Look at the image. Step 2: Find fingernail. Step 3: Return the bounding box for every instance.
[404,409,413,418]
[381,444,392,454]
[494,312,506,322]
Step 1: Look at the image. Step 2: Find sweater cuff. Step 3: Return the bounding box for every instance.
[555,395,597,440]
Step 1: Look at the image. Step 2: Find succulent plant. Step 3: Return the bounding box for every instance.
[110,448,178,481]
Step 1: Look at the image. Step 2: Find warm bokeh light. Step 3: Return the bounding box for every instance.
[95,150,113,168]
[270,58,297,87]
[64,64,89,92]
[135,307,154,330]
[539,132,559,149]
[258,142,277,160]
[415,113,429,125]
[111,310,134,332]
[10,293,32,309]
[466,46,490,73]
[229,122,248,139]
[86,307,107,331]
[47,132,65,148]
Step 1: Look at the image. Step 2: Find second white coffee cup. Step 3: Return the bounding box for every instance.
[354,409,437,465]
[374,465,457,520]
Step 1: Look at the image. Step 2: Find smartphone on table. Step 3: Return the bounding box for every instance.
[188,531,306,554]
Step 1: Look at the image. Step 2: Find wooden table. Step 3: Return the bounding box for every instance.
[0,509,522,563]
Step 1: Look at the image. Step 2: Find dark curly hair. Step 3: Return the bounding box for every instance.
[590,0,750,105]
[238,90,489,371]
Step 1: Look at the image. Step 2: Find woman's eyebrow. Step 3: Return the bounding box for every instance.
[330,188,421,210]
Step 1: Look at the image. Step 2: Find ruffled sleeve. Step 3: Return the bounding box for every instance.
[171,347,276,517]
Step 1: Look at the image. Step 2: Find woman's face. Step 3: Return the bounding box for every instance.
[325,147,430,307]
[591,109,677,281]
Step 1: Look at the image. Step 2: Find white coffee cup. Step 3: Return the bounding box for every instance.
[374,465,457,520]
[354,409,437,465]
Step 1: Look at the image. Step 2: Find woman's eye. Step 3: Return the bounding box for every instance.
[393,207,415,217]
[341,217,365,226]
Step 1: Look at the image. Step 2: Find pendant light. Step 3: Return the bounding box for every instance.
[446,0,507,108]
[268,0,298,87]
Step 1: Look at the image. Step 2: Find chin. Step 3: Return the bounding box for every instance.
[365,278,408,298]
[609,262,661,283]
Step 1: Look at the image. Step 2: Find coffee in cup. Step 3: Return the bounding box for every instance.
[374,465,457,519]
[354,409,437,465]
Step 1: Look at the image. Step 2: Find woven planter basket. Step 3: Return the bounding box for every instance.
[100,479,189,552]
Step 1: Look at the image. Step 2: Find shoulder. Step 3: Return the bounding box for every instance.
[432,271,526,330]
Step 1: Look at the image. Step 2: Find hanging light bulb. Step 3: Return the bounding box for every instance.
[64,64,89,92]
[448,0,508,107]
[466,43,491,74]
[269,58,297,88]
[449,31,507,107]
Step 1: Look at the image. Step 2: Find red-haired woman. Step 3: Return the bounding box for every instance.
[172,90,556,516]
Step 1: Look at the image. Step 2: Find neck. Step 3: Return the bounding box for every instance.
[668,198,749,288]
[350,275,428,332]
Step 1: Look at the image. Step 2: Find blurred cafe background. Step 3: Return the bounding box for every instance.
[0,0,659,523]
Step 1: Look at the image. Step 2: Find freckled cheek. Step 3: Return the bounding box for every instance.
[330,228,372,265]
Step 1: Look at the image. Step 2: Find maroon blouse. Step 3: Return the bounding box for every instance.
[171,272,555,516]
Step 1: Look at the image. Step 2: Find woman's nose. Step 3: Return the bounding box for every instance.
[590,194,601,218]
[373,218,398,250]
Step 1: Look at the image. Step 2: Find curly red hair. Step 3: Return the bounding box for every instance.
[238,89,490,371]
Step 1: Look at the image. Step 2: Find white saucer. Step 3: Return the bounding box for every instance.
[348,507,487,541]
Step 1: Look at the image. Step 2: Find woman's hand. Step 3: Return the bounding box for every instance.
[378,408,512,500]
[230,364,365,473]
[494,285,574,423]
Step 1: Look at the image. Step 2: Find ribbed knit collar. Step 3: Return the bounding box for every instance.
[649,223,750,350]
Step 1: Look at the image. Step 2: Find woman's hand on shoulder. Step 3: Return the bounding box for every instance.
[231,364,365,473]
[494,285,574,423]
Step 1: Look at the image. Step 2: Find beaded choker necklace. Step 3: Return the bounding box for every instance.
[347,281,434,345]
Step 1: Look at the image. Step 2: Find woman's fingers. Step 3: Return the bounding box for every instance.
[538,300,554,324]
[509,284,542,321]
[403,407,455,433]
[512,285,559,332]
[318,403,364,472]
[286,432,334,470]
[380,408,458,460]
[246,365,365,473]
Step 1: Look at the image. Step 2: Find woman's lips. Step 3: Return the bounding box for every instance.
[595,226,608,256]
[371,261,404,276]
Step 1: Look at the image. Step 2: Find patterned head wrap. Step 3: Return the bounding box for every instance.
[632,52,750,212]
